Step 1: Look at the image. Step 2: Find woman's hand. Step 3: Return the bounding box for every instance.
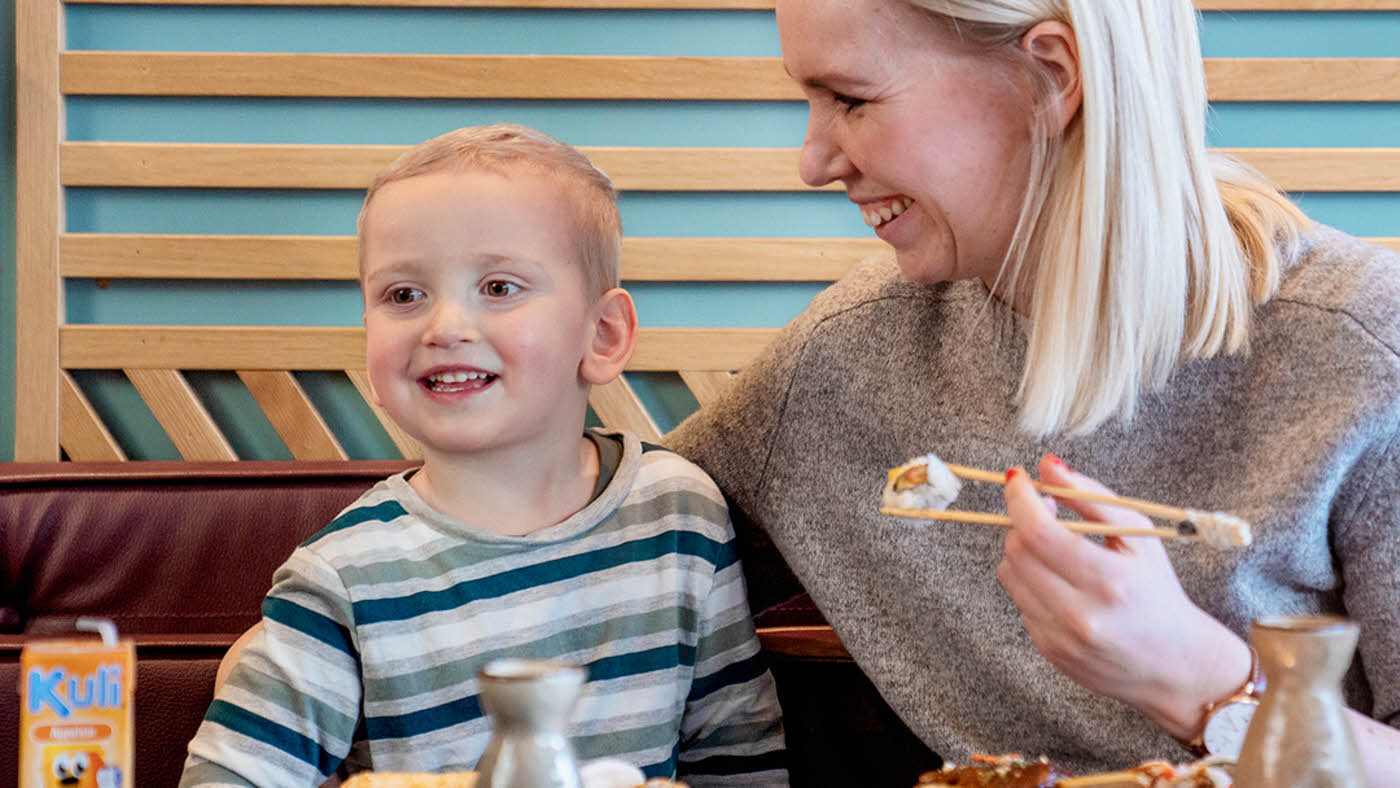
[997,454,1252,740]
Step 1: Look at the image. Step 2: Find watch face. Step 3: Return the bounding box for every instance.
[1202,699,1258,759]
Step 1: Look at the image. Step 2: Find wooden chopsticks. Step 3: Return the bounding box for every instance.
[942,463,1201,525]
[878,506,1186,540]
[880,459,1238,542]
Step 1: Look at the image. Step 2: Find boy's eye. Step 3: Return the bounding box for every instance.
[387,287,423,305]
[483,280,519,298]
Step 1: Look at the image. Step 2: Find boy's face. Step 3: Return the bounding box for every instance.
[361,169,598,459]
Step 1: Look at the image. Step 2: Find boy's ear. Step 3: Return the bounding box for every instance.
[580,288,639,386]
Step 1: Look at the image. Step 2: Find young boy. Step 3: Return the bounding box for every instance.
[180,125,787,786]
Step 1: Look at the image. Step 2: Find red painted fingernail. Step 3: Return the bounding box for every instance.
[1005,468,1018,482]
[1047,453,1068,469]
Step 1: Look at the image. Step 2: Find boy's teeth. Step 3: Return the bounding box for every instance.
[428,371,489,383]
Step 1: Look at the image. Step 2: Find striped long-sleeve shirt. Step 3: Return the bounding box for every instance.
[180,431,787,787]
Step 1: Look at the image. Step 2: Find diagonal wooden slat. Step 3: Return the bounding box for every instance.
[61,325,779,371]
[58,53,1400,102]
[125,368,239,461]
[237,370,347,460]
[346,369,424,461]
[589,377,662,443]
[60,53,799,99]
[678,370,737,408]
[59,370,127,461]
[59,143,1400,192]
[60,234,886,281]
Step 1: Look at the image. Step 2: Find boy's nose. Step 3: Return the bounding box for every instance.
[422,300,480,346]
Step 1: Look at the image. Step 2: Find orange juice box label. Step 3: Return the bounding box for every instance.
[19,639,135,788]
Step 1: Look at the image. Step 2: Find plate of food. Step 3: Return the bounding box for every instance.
[914,754,1235,788]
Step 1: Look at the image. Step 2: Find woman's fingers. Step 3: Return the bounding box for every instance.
[1002,466,1119,593]
[1036,454,1171,564]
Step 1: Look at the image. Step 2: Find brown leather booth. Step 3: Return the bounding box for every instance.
[2,462,938,786]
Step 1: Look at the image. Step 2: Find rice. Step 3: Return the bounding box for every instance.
[883,453,962,511]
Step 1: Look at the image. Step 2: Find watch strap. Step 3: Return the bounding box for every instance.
[1183,645,1263,757]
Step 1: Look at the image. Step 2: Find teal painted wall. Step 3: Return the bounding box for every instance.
[3,7,1399,460]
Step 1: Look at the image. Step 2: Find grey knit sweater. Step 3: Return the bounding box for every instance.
[667,225,1400,773]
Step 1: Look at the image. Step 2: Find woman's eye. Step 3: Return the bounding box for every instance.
[483,280,519,298]
[833,93,867,112]
[387,287,423,305]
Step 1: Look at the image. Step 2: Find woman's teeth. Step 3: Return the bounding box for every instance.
[862,197,912,228]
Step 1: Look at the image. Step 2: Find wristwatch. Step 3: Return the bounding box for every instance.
[1185,646,1264,759]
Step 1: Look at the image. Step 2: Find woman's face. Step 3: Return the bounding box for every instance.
[777,0,1035,287]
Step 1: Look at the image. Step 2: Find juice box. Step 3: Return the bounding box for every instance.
[19,618,134,788]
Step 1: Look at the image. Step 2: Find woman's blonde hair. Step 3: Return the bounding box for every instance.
[905,0,1309,436]
[357,124,623,297]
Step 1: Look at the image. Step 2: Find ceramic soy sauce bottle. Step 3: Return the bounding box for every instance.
[1235,615,1364,788]
[476,658,587,788]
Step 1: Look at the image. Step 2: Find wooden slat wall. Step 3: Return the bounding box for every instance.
[14,0,1400,460]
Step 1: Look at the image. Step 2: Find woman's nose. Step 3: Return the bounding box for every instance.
[797,112,852,188]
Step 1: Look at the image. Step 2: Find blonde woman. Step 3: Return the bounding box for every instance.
[668,0,1400,778]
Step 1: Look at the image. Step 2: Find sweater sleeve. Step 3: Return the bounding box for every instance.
[675,523,789,787]
[1334,434,1400,728]
[179,547,362,787]
[666,315,816,614]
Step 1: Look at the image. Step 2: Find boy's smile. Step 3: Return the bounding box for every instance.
[360,168,598,462]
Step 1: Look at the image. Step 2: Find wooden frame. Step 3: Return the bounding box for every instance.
[14,0,1400,460]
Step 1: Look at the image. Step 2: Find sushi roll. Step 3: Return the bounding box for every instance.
[883,453,963,511]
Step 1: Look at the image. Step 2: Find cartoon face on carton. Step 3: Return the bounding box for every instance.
[43,746,105,788]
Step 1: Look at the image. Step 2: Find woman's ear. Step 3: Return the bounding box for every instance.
[580,288,639,385]
[1021,20,1082,135]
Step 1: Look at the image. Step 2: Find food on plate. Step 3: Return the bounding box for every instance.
[339,773,688,788]
[915,754,1066,787]
[1122,760,1232,787]
[341,774,477,788]
[883,453,963,511]
[1055,757,1234,787]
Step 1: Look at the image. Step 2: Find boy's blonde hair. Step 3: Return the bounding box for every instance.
[904,0,1309,436]
[357,124,623,297]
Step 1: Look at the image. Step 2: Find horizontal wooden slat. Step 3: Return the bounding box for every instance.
[60,53,798,99]
[61,143,829,191]
[61,326,778,371]
[59,0,1400,8]
[1203,59,1400,102]
[1232,148,1400,191]
[1375,238,1400,254]
[61,142,1400,192]
[61,234,885,281]
[59,53,1400,102]
[66,0,777,6]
